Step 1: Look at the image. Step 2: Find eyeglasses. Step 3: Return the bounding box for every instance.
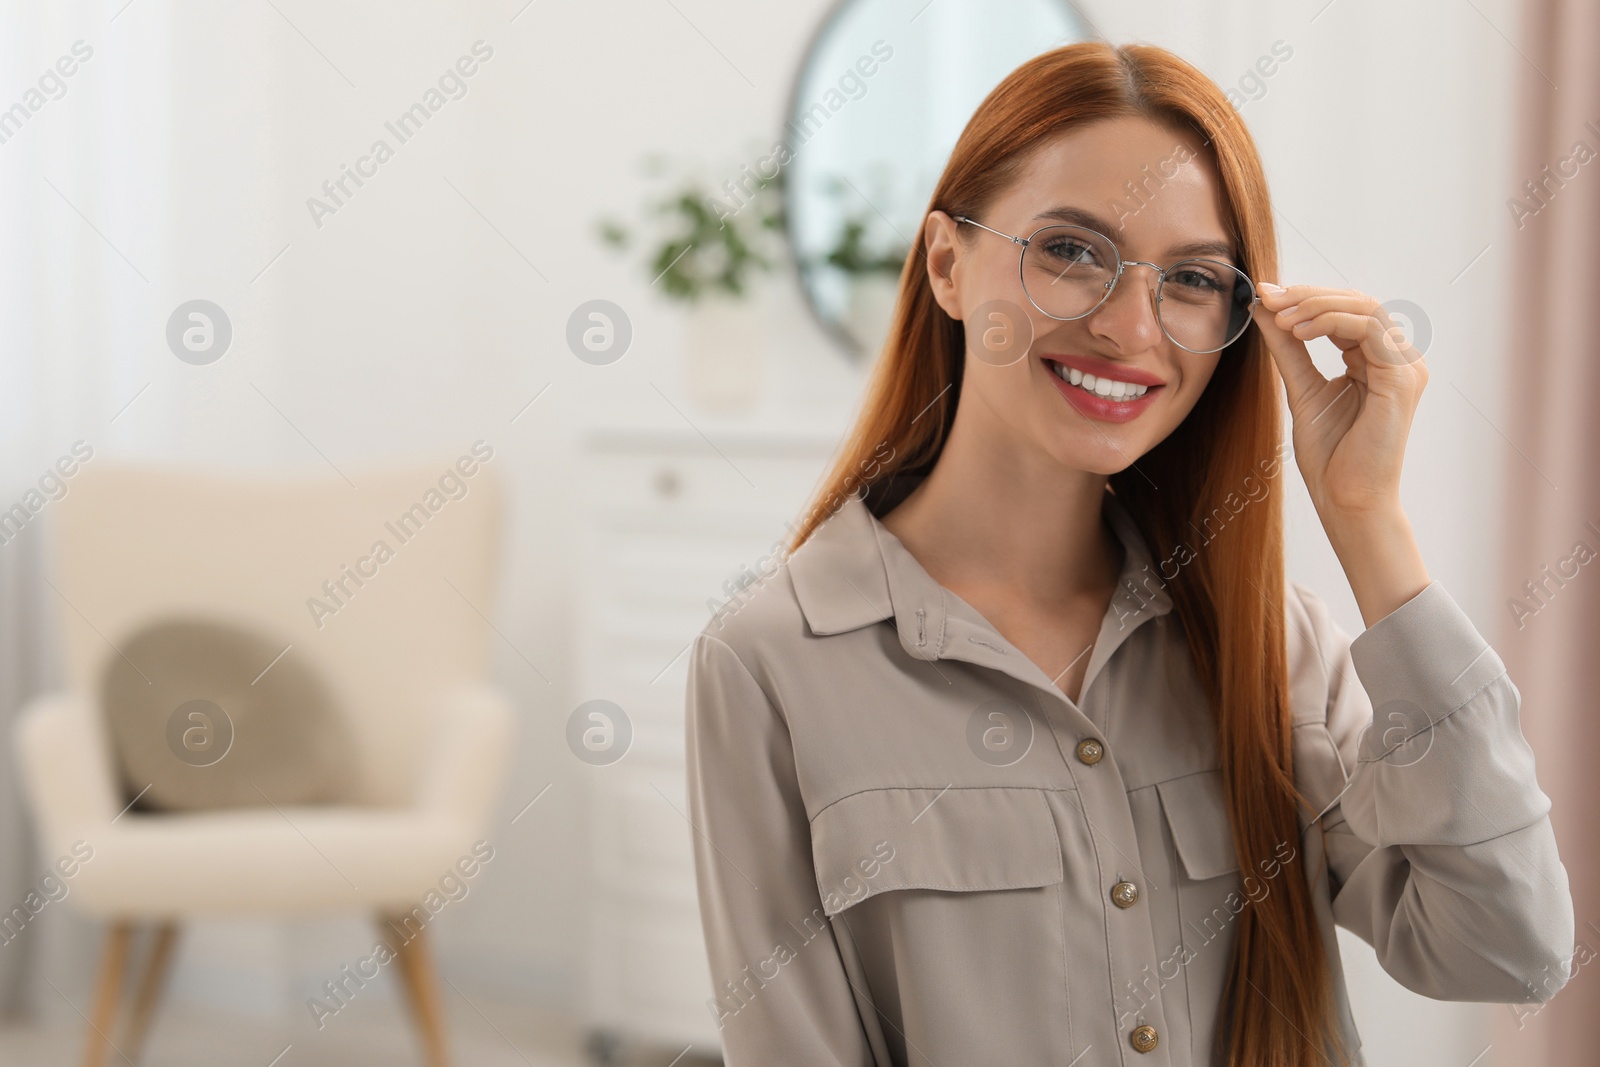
[953,215,1258,354]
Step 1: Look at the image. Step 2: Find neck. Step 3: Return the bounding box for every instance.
[879,392,1123,609]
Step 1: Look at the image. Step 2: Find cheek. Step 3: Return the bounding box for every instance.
[962,297,1050,369]
[961,248,1036,323]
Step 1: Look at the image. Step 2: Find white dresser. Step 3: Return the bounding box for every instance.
[575,418,843,1063]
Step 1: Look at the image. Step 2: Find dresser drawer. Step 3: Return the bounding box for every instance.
[592,760,699,902]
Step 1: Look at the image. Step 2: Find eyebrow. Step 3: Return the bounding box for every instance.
[1031,205,1238,263]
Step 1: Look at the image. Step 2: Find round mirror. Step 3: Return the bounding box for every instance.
[785,0,1096,363]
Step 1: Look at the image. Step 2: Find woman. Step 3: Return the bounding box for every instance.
[685,41,1573,1066]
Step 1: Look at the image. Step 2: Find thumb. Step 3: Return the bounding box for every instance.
[1250,287,1326,411]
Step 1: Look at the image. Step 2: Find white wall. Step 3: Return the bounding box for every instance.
[5,0,1527,1062]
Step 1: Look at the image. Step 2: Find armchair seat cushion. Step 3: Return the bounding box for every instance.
[67,808,482,919]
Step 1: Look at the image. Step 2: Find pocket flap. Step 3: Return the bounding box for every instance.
[1156,770,1241,881]
[809,787,1063,917]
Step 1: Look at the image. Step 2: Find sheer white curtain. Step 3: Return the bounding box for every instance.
[0,0,172,1016]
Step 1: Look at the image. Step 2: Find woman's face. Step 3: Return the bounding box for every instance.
[925,115,1240,476]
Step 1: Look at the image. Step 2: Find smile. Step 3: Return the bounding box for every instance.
[1047,360,1150,402]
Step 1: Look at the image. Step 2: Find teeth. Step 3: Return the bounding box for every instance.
[1049,361,1151,402]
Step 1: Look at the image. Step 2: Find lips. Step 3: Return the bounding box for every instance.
[1041,355,1165,388]
[1047,360,1152,400]
[1041,356,1165,423]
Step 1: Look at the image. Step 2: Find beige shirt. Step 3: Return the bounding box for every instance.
[685,488,1574,1066]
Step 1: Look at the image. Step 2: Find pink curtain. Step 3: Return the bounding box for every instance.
[1492,0,1600,1062]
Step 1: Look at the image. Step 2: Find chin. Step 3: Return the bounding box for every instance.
[1044,436,1145,478]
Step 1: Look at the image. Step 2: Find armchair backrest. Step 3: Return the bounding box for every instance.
[52,455,503,806]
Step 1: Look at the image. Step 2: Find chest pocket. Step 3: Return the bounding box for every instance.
[809,786,1064,916]
[809,786,1074,1063]
[1155,769,1242,881]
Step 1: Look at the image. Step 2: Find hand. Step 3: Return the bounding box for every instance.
[1251,283,1432,626]
[1251,284,1428,520]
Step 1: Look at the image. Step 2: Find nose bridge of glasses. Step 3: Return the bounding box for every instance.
[1117,260,1169,292]
[1107,259,1164,318]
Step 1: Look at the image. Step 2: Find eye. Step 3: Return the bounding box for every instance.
[1166,264,1227,292]
[1039,237,1103,266]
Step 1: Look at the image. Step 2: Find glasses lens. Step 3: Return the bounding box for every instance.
[1020,226,1119,319]
[1158,259,1256,353]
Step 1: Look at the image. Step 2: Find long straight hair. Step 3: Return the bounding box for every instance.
[787,42,1352,1067]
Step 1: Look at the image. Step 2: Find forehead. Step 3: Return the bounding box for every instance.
[997,116,1232,255]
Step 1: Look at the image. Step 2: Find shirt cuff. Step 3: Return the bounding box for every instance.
[1340,579,1552,845]
[1348,579,1508,753]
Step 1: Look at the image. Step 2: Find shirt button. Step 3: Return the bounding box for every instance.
[1110,880,1139,908]
[1130,1024,1159,1053]
[1075,738,1104,765]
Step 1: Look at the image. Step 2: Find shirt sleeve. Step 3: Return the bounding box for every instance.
[1293,578,1575,1004]
[684,631,879,1065]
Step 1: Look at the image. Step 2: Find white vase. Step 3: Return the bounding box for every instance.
[682,284,768,414]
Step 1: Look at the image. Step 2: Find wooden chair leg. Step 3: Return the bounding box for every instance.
[378,913,451,1067]
[81,921,132,1067]
[122,922,180,1060]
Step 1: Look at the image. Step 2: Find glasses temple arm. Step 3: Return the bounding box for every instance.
[952,215,1025,245]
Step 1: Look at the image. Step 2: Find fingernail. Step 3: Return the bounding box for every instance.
[1259,282,1285,294]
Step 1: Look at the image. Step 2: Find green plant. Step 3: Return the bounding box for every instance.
[819,214,907,277]
[808,173,910,280]
[597,157,786,305]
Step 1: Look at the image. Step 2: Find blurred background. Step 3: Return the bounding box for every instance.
[0,0,1595,1065]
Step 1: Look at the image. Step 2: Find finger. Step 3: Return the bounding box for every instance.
[1272,293,1380,329]
[1368,303,1430,369]
[1286,309,1388,350]
[1250,297,1327,410]
[1254,283,1361,311]
[1290,310,1425,370]
[1342,345,1369,387]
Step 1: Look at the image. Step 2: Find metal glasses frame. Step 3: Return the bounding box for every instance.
[952,215,1259,354]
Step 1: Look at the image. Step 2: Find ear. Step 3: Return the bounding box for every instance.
[923,210,965,321]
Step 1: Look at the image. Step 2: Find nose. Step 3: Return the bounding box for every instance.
[1085,261,1164,353]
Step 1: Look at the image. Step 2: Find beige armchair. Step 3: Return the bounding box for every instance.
[12,456,515,1067]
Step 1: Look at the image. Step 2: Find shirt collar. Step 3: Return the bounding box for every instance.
[788,487,1175,668]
